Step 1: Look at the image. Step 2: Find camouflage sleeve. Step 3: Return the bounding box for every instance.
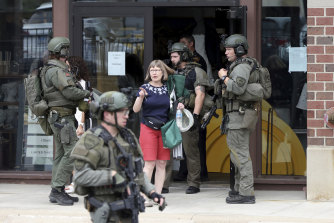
[226,63,252,95]
[52,69,90,100]
[73,162,114,187]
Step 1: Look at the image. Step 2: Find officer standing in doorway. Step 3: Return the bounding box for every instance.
[217,34,258,204]
[44,37,91,205]
[179,34,209,182]
[71,91,165,222]
[169,42,211,194]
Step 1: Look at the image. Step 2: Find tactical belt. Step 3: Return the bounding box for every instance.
[225,99,255,113]
[50,106,75,117]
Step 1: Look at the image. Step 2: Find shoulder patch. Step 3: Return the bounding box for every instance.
[236,77,246,87]
[84,134,100,150]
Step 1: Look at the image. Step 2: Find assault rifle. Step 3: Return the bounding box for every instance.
[90,127,148,223]
[201,94,219,129]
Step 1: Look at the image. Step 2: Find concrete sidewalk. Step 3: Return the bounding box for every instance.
[1,182,334,223]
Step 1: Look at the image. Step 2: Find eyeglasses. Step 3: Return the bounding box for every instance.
[150,69,161,73]
[117,109,130,116]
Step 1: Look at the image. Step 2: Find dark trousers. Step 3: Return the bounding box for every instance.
[176,127,208,179]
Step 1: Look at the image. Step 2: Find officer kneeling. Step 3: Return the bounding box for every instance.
[71,91,165,223]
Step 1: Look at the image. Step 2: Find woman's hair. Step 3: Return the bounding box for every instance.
[67,56,90,81]
[144,60,175,82]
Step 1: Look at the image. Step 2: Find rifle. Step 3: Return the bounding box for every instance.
[97,127,146,223]
[201,94,219,129]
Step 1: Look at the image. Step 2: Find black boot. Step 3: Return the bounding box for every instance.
[228,190,239,197]
[49,188,74,206]
[61,188,79,202]
[226,194,255,204]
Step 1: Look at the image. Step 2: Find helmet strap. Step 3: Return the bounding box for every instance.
[102,111,119,128]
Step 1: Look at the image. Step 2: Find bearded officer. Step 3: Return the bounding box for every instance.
[71,91,165,222]
[168,42,211,194]
[44,37,91,205]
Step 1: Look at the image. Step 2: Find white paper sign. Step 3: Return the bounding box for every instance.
[27,135,53,146]
[288,47,307,72]
[26,146,53,158]
[108,51,125,76]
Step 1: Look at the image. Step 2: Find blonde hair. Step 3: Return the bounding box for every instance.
[144,60,175,82]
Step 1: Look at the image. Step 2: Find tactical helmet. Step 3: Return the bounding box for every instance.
[48,37,70,56]
[90,91,130,120]
[224,34,248,57]
[169,42,190,62]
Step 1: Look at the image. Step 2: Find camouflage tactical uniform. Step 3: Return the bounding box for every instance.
[71,126,155,222]
[42,59,90,192]
[223,60,258,197]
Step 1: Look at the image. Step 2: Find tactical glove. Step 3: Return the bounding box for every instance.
[149,192,166,211]
[189,113,200,131]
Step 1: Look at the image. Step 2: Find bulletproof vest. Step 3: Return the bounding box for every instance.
[72,127,143,197]
[41,59,77,108]
[228,57,271,101]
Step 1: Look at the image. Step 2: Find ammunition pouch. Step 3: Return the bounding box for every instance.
[38,115,53,136]
[241,109,258,132]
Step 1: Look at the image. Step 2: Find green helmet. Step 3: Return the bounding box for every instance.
[48,37,70,55]
[90,91,130,120]
[169,42,190,62]
[224,34,248,56]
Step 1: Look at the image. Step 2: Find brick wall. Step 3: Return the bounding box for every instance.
[308,8,334,146]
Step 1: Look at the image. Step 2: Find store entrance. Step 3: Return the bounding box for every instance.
[71,3,247,178]
[152,6,246,180]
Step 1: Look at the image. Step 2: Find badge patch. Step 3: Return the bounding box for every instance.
[236,77,246,87]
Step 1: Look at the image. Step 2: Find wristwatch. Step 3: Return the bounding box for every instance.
[221,75,227,82]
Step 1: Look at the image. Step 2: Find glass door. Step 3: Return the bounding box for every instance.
[71,4,152,137]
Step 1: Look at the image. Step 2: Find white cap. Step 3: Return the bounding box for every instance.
[179,109,194,132]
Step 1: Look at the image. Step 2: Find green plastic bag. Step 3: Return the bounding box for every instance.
[161,119,182,149]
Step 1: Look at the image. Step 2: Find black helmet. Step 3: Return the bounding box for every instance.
[169,42,190,62]
[224,34,248,57]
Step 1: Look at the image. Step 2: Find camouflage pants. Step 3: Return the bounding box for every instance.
[226,128,254,196]
[49,114,78,189]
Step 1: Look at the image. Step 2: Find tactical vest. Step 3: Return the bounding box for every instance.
[228,57,271,102]
[71,127,144,200]
[179,63,213,116]
[41,59,78,109]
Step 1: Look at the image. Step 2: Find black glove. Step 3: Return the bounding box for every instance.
[149,192,166,211]
[189,113,200,131]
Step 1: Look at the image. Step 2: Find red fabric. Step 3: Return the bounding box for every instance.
[139,123,170,161]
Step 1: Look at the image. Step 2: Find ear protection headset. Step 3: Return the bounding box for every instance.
[235,44,246,57]
[180,44,191,62]
[60,47,70,58]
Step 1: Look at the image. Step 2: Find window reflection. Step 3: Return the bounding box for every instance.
[261,0,307,176]
[83,16,144,136]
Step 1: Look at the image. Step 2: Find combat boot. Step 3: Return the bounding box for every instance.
[228,190,239,197]
[49,188,74,206]
[61,188,79,202]
[226,194,255,204]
